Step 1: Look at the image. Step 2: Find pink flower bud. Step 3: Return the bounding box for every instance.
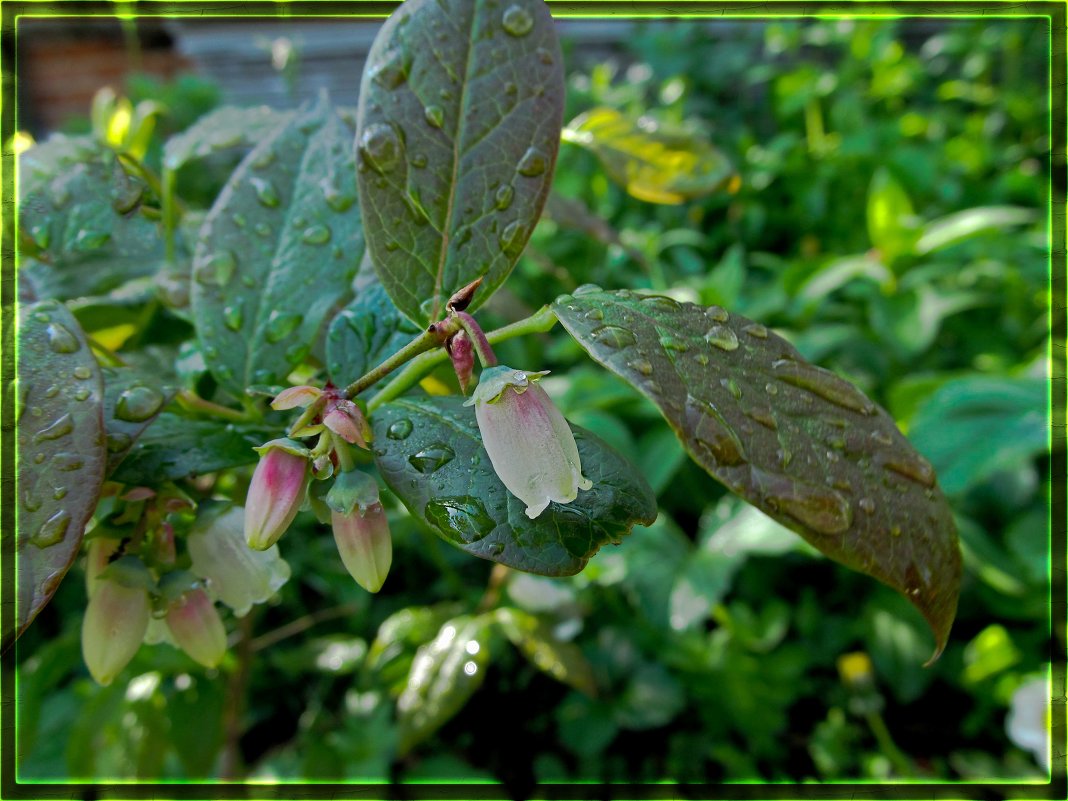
[244,439,310,550]
[166,587,227,668]
[331,503,392,593]
[271,385,322,410]
[323,398,369,448]
[81,575,150,686]
[465,366,592,519]
[448,331,475,394]
[85,537,120,598]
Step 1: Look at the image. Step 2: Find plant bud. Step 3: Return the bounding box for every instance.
[244,438,310,550]
[465,366,592,519]
[81,575,150,686]
[323,398,370,448]
[448,331,475,394]
[166,587,227,668]
[331,504,392,593]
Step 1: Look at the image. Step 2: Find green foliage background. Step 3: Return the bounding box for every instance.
[15,16,1053,790]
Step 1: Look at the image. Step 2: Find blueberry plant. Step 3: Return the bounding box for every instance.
[13,0,963,739]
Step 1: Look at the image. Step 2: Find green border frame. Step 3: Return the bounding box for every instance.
[0,1,1064,799]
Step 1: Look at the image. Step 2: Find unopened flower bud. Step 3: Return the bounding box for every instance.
[82,572,151,686]
[85,537,120,598]
[331,504,392,593]
[448,331,475,394]
[323,398,370,448]
[244,438,310,550]
[465,366,592,519]
[166,587,227,668]
[189,507,291,617]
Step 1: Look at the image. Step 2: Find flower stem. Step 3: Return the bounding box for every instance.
[368,305,558,412]
[454,311,497,368]
[343,323,455,400]
[175,389,249,422]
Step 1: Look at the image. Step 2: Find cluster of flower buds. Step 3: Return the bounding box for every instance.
[244,383,393,592]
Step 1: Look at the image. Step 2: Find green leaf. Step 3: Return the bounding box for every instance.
[100,366,177,478]
[19,135,163,300]
[356,0,564,325]
[866,167,918,263]
[396,615,497,754]
[191,94,364,393]
[796,253,892,303]
[13,301,107,638]
[552,287,961,659]
[326,283,421,387]
[163,106,291,171]
[109,413,274,485]
[493,607,597,695]
[914,205,1037,256]
[365,603,465,694]
[372,396,657,576]
[562,107,734,205]
[908,376,1048,496]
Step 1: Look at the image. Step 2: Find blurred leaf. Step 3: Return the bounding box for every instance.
[635,426,687,494]
[364,603,464,694]
[863,596,935,703]
[101,366,177,478]
[614,663,686,729]
[13,301,106,639]
[700,244,746,309]
[914,206,1038,255]
[109,413,274,484]
[962,624,1021,685]
[396,615,496,754]
[191,94,364,393]
[908,376,1048,496]
[869,285,989,356]
[493,607,597,695]
[553,287,962,658]
[163,105,291,171]
[564,106,734,204]
[166,675,225,777]
[326,283,422,388]
[356,0,563,325]
[372,396,657,576]
[866,167,918,262]
[797,253,891,302]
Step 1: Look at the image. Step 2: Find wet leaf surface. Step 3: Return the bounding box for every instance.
[552,286,961,658]
[163,106,291,171]
[356,0,564,325]
[372,396,657,576]
[100,366,178,478]
[14,301,107,638]
[191,95,364,395]
[327,283,422,388]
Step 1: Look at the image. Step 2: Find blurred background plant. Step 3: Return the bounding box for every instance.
[14,15,1054,793]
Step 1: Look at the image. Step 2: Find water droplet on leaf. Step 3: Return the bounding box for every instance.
[591,325,636,349]
[34,413,73,443]
[115,386,164,422]
[501,4,534,36]
[495,184,514,211]
[302,225,331,245]
[46,323,79,353]
[266,312,301,343]
[704,325,738,352]
[387,419,413,440]
[32,509,70,547]
[409,443,455,473]
[249,176,281,208]
[424,104,445,128]
[517,147,547,177]
[425,496,495,543]
[359,123,402,173]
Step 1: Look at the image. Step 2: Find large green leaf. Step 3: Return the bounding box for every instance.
[372,396,657,576]
[110,413,274,485]
[13,301,106,638]
[562,107,734,205]
[191,95,364,394]
[18,135,163,300]
[326,283,421,388]
[100,366,178,478]
[908,376,1048,496]
[552,287,961,658]
[355,0,564,325]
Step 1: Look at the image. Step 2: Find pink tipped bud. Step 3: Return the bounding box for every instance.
[244,439,310,550]
[81,575,150,686]
[323,399,369,448]
[271,385,321,410]
[166,587,227,668]
[331,503,392,593]
[448,331,475,394]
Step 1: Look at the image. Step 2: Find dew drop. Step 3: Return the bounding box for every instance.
[590,324,637,349]
[249,176,281,208]
[115,386,164,422]
[687,397,745,466]
[721,377,742,400]
[74,388,90,402]
[73,366,92,380]
[705,325,739,352]
[884,454,936,488]
[643,295,681,312]
[411,153,428,169]
[409,443,455,474]
[301,224,332,245]
[584,308,604,321]
[659,334,689,353]
[517,147,547,177]
[743,323,768,339]
[34,413,73,443]
[223,303,244,331]
[765,382,778,396]
[250,148,276,169]
[694,353,709,366]
[424,104,445,128]
[387,419,413,440]
[32,509,70,547]
[53,452,83,471]
[494,184,514,211]
[359,123,402,174]
[196,251,237,286]
[426,496,498,548]
[535,47,554,65]
[498,220,526,256]
[745,408,778,431]
[772,360,876,415]
[46,323,80,354]
[106,432,133,453]
[756,467,852,535]
[266,312,302,343]
[53,487,68,500]
[33,453,45,464]
[232,212,248,228]
[627,358,653,376]
[72,229,110,252]
[705,306,730,323]
[369,49,409,89]
[501,4,534,36]
[320,178,355,212]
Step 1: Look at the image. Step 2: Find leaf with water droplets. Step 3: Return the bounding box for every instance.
[191,94,364,395]
[12,301,106,641]
[100,367,178,477]
[372,397,656,576]
[18,135,164,300]
[162,105,292,171]
[562,107,735,205]
[326,283,422,387]
[356,0,564,325]
[552,288,961,659]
